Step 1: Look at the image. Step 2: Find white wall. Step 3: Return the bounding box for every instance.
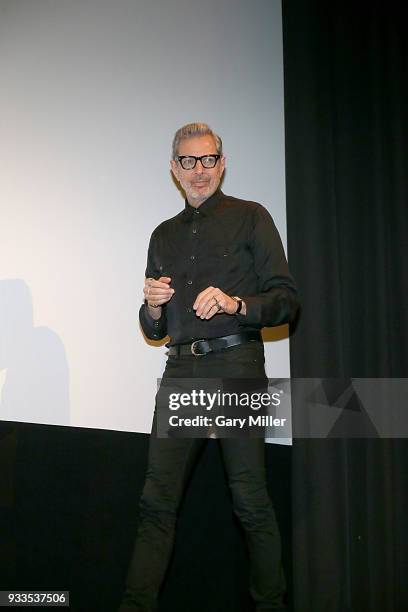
[0,0,289,437]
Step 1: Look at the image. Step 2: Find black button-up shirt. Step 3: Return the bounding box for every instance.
[139,190,298,345]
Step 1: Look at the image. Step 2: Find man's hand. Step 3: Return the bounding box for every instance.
[144,277,174,315]
[193,286,243,319]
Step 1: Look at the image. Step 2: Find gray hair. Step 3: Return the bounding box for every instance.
[172,122,223,159]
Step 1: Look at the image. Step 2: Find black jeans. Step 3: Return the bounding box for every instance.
[119,341,286,612]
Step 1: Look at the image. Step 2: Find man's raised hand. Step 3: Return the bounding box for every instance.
[144,277,174,309]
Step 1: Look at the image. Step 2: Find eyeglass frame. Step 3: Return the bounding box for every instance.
[177,154,221,170]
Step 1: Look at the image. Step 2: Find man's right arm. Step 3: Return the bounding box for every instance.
[139,233,174,340]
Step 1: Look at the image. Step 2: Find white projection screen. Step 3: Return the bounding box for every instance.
[0,0,291,442]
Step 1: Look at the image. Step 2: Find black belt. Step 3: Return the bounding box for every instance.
[167,331,261,357]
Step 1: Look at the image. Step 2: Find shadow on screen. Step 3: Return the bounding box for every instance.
[0,278,70,426]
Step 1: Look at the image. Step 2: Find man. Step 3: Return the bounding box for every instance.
[119,123,298,612]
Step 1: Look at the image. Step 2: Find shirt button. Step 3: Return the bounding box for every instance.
[190,255,195,261]
[153,334,159,338]
[187,280,193,285]
[194,210,200,215]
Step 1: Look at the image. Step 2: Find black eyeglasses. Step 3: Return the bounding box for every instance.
[177,154,221,170]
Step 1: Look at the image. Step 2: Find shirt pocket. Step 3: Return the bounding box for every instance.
[156,257,187,294]
[203,246,243,291]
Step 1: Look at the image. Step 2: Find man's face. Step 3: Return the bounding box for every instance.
[170,135,225,207]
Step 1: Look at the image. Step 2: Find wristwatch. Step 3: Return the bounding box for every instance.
[232,296,243,314]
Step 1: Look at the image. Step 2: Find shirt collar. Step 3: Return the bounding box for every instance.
[182,189,222,220]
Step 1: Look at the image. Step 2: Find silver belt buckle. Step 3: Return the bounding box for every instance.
[191,339,205,356]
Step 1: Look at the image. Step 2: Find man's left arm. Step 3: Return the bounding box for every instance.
[237,205,299,327]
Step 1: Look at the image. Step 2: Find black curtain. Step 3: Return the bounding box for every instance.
[282,2,407,611]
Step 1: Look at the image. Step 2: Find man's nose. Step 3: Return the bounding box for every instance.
[193,159,204,172]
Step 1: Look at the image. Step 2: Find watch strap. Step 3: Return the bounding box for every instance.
[232,296,243,314]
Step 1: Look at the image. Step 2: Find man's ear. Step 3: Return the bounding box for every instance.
[170,159,178,179]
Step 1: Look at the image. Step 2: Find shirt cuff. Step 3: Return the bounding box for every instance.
[139,303,167,340]
[237,289,298,327]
